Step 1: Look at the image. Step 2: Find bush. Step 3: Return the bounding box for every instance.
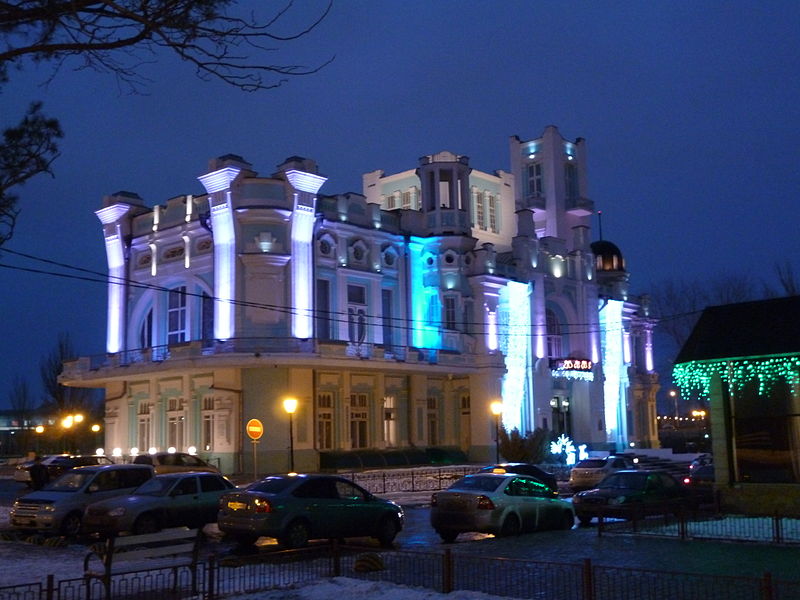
[498,427,553,463]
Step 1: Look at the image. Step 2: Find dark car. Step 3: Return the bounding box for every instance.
[14,455,114,486]
[572,469,695,525]
[479,463,559,494]
[431,472,574,543]
[132,452,219,474]
[682,464,715,503]
[84,471,235,535]
[217,473,404,549]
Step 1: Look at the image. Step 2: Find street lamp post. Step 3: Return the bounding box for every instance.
[489,400,503,462]
[283,398,298,472]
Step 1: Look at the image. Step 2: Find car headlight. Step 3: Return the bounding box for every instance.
[41,504,56,512]
[108,507,126,517]
[608,496,627,505]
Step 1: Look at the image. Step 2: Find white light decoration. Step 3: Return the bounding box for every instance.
[182,234,191,269]
[149,242,157,277]
[185,194,193,222]
[599,299,628,448]
[112,447,122,457]
[578,444,589,461]
[130,447,139,456]
[148,447,157,455]
[209,195,235,340]
[550,434,577,465]
[551,255,564,278]
[167,446,176,453]
[96,448,105,456]
[152,205,160,232]
[498,281,531,433]
[486,310,498,351]
[187,446,197,455]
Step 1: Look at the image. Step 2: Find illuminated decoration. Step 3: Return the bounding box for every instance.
[284,169,327,195]
[291,192,319,339]
[182,234,191,268]
[623,330,632,364]
[673,354,800,397]
[550,434,577,466]
[130,447,139,456]
[152,205,160,232]
[578,444,589,461]
[498,281,532,432]
[96,204,133,225]
[550,255,564,278]
[102,231,126,353]
[185,194,193,222]
[112,448,122,457]
[148,243,157,277]
[551,359,594,381]
[209,195,235,340]
[148,447,157,454]
[198,166,241,194]
[96,448,104,456]
[486,309,498,351]
[599,299,628,447]
[408,239,440,349]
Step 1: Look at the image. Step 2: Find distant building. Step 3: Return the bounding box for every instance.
[674,295,800,515]
[61,126,658,474]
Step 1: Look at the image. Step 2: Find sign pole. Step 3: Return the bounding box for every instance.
[252,439,259,481]
[245,418,264,482]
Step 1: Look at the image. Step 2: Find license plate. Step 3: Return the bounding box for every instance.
[13,519,35,526]
[227,501,247,511]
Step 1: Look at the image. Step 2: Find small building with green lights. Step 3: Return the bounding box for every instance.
[674,295,800,516]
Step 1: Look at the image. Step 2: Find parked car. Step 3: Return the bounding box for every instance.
[14,454,114,486]
[84,471,235,535]
[689,453,713,472]
[571,469,695,525]
[430,472,574,543]
[9,464,154,536]
[569,455,636,491]
[478,463,559,494]
[217,473,404,549]
[132,452,219,474]
[682,464,715,503]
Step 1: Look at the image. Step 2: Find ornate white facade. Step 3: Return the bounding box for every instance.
[63,126,659,474]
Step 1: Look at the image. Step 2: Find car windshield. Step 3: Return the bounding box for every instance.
[599,471,648,490]
[133,477,180,496]
[575,459,607,469]
[246,477,296,494]
[46,470,96,492]
[448,475,504,493]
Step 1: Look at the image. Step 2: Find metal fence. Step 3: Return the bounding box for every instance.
[596,508,800,546]
[1,543,798,600]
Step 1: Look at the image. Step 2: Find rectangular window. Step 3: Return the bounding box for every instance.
[402,191,411,209]
[202,414,214,451]
[382,289,394,350]
[168,286,187,344]
[386,193,396,209]
[317,393,334,450]
[444,296,457,330]
[350,393,368,449]
[383,396,397,447]
[475,191,485,229]
[347,285,366,305]
[488,195,498,233]
[201,293,214,345]
[527,163,543,196]
[426,396,438,446]
[565,163,579,199]
[316,279,332,341]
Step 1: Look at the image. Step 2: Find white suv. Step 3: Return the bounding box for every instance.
[569,455,636,491]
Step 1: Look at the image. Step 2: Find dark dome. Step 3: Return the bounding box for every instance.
[590,240,626,272]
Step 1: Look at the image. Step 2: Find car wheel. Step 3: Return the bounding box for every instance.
[499,513,521,537]
[133,513,161,535]
[561,511,575,530]
[280,520,310,549]
[375,516,399,547]
[577,514,592,526]
[60,512,82,537]
[437,529,458,543]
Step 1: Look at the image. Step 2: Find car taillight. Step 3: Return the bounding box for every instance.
[476,495,495,510]
[431,493,438,506]
[683,477,691,485]
[253,498,272,513]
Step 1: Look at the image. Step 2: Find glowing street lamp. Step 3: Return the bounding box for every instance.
[489,400,503,462]
[283,398,298,472]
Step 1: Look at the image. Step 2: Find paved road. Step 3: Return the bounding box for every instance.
[2,476,800,584]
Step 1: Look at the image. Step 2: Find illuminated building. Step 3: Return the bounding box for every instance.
[62,128,658,474]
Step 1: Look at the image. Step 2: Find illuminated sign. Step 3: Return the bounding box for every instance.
[551,358,593,371]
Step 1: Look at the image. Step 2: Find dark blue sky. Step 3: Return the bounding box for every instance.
[2,1,799,410]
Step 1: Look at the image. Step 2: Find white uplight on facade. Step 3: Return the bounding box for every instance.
[148,447,157,455]
[187,446,197,455]
[486,309,498,351]
[112,447,122,457]
[130,447,139,456]
[96,448,105,456]
[550,256,564,278]
[210,196,235,340]
[167,446,176,453]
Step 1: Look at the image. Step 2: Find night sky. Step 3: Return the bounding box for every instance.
[2,1,799,410]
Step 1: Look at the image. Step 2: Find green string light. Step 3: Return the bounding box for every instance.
[673,355,800,398]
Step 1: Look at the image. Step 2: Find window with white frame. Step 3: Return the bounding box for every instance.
[201,397,215,452]
[140,309,153,348]
[383,396,397,447]
[350,393,368,449]
[546,309,563,358]
[401,190,412,209]
[137,402,151,451]
[316,392,334,450]
[474,190,485,229]
[527,162,543,197]
[168,286,188,344]
[444,295,458,330]
[385,193,397,209]
[167,397,185,451]
[347,284,367,343]
[426,396,438,446]
[488,194,498,233]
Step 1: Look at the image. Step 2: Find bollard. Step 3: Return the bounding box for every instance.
[206,554,216,600]
[582,558,595,600]
[761,572,773,600]
[441,549,453,594]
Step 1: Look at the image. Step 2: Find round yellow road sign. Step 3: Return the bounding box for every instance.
[246,418,264,440]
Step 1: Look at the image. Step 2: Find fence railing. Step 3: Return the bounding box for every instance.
[596,507,800,546]
[1,542,799,600]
